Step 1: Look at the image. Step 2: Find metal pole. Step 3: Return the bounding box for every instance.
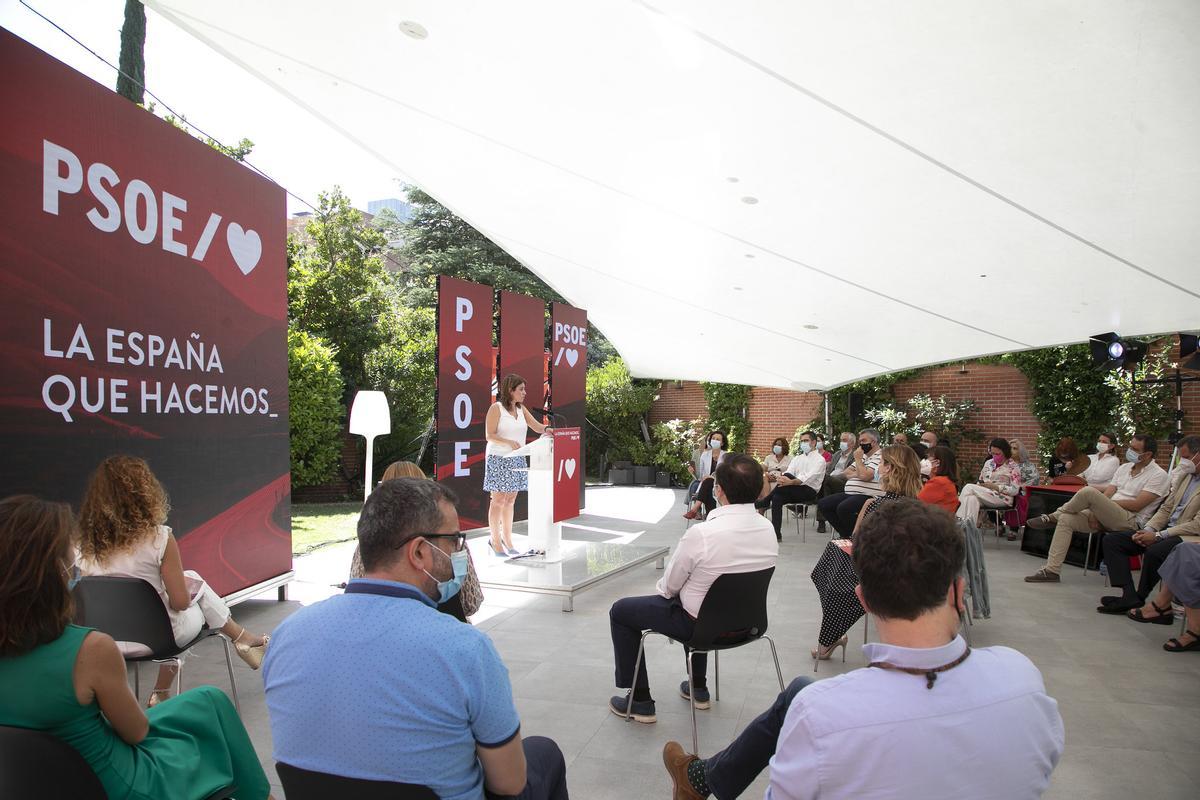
[824,392,830,437]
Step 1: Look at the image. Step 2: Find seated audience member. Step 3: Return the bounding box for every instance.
[918,446,960,514]
[815,429,884,537]
[1025,434,1170,583]
[684,430,728,520]
[757,430,825,541]
[956,438,1023,524]
[918,431,940,476]
[1048,437,1089,485]
[264,479,567,800]
[1133,542,1200,651]
[815,434,832,463]
[810,446,924,662]
[1098,435,1200,613]
[349,461,482,622]
[1010,439,1039,487]
[0,496,272,800]
[1082,432,1121,487]
[892,432,909,446]
[762,437,790,484]
[609,455,777,723]
[815,432,856,534]
[663,499,1064,800]
[77,456,269,706]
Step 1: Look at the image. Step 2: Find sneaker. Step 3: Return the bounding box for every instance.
[678,680,711,710]
[662,741,704,800]
[1025,514,1056,530]
[1098,560,1109,578]
[609,694,657,723]
[816,521,827,534]
[1024,568,1061,583]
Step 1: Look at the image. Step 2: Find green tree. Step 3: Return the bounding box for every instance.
[288,188,396,393]
[363,306,438,477]
[700,382,753,452]
[1005,345,1119,461]
[288,328,345,487]
[116,0,145,105]
[586,358,658,472]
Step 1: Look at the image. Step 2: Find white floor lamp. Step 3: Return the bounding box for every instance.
[349,390,391,503]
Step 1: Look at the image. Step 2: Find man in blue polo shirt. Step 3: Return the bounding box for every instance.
[264,478,568,800]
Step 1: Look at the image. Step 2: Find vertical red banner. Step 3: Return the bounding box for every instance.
[435,276,494,530]
[552,427,582,522]
[550,303,588,503]
[499,290,546,522]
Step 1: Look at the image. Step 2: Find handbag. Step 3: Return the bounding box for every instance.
[458,549,484,617]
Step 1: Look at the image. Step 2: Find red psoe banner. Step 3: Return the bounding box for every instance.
[550,303,588,502]
[552,427,582,523]
[498,291,546,416]
[0,30,289,597]
[435,276,494,530]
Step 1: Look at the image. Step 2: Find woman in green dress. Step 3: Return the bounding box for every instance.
[0,495,271,800]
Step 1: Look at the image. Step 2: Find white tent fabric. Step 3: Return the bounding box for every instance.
[148,1,1200,390]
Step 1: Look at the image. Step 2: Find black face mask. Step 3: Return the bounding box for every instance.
[860,442,873,454]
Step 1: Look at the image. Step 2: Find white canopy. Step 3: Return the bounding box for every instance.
[149,0,1200,389]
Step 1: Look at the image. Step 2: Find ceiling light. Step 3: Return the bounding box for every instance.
[744,253,755,259]
[726,177,739,183]
[1089,332,1146,371]
[803,324,818,330]
[732,286,743,291]
[398,21,428,39]
[741,196,758,205]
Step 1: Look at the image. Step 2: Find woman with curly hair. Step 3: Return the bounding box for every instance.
[77,456,269,707]
[0,495,272,799]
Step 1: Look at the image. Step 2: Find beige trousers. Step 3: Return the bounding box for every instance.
[1044,487,1137,573]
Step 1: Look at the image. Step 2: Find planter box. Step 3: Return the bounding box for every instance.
[655,471,672,488]
[633,465,655,484]
[609,468,633,485]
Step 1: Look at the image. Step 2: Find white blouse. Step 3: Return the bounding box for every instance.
[486,402,529,456]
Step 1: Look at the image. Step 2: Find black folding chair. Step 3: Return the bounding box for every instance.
[0,724,237,800]
[625,568,785,754]
[72,576,240,713]
[277,762,438,800]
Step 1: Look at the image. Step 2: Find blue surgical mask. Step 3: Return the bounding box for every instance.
[839,441,849,452]
[1125,448,1140,463]
[65,563,81,592]
[772,444,783,455]
[422,543,469,603]
[800,442,812,454]
[709,439,723,450]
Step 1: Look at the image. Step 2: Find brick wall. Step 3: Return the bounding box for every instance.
[746,388,823,457]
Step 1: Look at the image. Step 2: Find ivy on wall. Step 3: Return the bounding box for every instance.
[700,382,753,452]
[810,370,918,440]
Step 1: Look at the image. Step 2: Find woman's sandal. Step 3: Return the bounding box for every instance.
[147,689,171,708]
[1163,629,1200,653]
[1127,601,1175,625]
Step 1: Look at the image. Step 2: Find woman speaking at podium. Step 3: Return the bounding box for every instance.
[484,374,553,556]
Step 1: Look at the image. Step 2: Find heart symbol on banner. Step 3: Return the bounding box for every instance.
[564,458,577,479]
[226,223,262,275]
[564,348,579,368]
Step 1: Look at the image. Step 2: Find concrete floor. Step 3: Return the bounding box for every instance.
[171,486,1199,799]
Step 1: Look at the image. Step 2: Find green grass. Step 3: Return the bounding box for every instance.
[291,502,361,556]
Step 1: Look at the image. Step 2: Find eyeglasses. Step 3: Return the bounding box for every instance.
[419,533,467,552]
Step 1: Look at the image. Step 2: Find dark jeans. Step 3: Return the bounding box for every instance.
[704,677,812,800]
[487,736,569,800]
[814,474,847,523]
[815,492,872,537]
[765,484,818,536]
[610,594,704,692]
[1102,532,1184,599]
[694,477,717,513]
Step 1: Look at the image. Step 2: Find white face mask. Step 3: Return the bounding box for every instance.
[839,441,849,452]
[1175,457,1197,476]
[772,444,783,455]
[1096,442,1110,454]
[709,439,723,450]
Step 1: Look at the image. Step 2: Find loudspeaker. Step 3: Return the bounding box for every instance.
[848,392,864,421]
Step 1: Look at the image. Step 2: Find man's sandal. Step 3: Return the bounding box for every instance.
[1163,629,1200,653]
[1127,601,1175,625]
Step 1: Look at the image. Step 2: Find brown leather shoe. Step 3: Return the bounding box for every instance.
[663,741,703,800]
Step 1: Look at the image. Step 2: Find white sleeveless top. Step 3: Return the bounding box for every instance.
[78,525,172,605]
[486,402,529,456]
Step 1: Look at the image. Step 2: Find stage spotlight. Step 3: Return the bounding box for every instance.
[1180,333,1200,371]
[1089,332,1146,371]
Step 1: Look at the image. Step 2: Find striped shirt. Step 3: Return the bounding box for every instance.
[844,451,884,498]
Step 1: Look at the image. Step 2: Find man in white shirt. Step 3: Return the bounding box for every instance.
[815,428,884,537]
[1026,434,1171,583]
[609,454,778,723]
[662,498,1064,800]
[757,430,826,541]
[1098,434,1200,613]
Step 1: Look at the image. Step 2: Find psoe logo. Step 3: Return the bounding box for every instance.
[41,139,261,275]
[553,321,586,369]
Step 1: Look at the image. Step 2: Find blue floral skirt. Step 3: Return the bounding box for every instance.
[483,454,528,493]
